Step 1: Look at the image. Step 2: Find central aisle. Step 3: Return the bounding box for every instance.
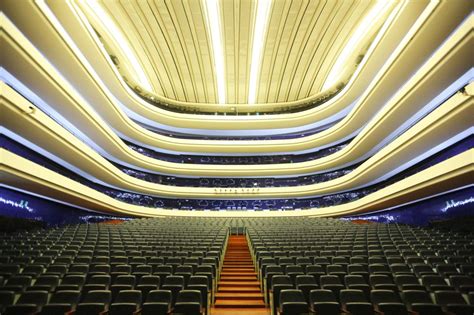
[211,235,269,315]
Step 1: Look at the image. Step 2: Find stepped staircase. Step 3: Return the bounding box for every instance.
[211,235,268,314]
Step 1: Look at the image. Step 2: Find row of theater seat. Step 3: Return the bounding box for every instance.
[0,216,473,314]
[0,218,229,314]
[0,273,212,303]
[275,287,474,315]
[0,288,204,315]
[246,217,474,314]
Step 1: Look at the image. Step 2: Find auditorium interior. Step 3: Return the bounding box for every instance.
[0,0,473,314]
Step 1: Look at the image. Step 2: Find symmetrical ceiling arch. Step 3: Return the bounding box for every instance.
[1,0,472,217]
[78,0,394,106]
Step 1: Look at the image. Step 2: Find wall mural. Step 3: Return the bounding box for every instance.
[0,186,472,227]
[342,187,474,226]
[0,187,128,226]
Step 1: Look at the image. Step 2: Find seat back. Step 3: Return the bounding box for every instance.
[370,289,401,305]
[339,289,367,305]
[147,289,172,304]
[309,289,337,304]
[115,289,142,305]
[49,290,81,305]
[16,290,48,306]
[279,289,306,305]
[176,289,202,304]
[434,290,468,306]
[82,290,112,304]
[401,290,433,306]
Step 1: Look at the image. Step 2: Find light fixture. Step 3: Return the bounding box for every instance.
[248,0,272,104]
[203,0,226,104]
[81,0,153,92]
[322,0,394,90]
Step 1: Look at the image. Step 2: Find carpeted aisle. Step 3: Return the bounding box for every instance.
[211,235,269,315]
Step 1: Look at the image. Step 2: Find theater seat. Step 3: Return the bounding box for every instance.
[371,289,408,315]
[141,289,172,315]
[434,290,474,315]
[174,289,203,315]
[278,289,308,315]
[309,289,341,315]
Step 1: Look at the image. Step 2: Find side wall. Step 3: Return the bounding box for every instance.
[342,186,473,226]
[0,187,129,226]
[1,186,472,226]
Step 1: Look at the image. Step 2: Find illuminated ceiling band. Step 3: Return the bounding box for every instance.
[248,0,272,104]
[203,0,226,104]
[71,0,398,108]
[323,0,396,90]
[80,0,153,92]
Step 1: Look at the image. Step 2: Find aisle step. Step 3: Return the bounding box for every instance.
[220,276,256,281]
[214,300,266,308]
[215,292,263,300]
[212,235,267,312]
[219,281,260,287]
[218,286,261,293]
[221,268,254,271]
[222,267,254,270]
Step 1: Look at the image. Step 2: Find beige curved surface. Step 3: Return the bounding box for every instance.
[3,80,472,198]
[1,149,471,217]
[78,0,390,107]
[2,11,471,159]
[1,0,472,219]
[4,0,452,129]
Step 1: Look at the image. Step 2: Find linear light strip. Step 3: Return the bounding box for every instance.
[322,0,395,90]
[1,129,471,201]
[34,0,166,135]
[248,0,272,104]
[42,0,351,136]
[3,52,472,162]
[203,0,226,104]
[80,0,153,92]
[4,65,472,184]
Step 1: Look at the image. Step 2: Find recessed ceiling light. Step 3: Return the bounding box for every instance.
[248,0,272,104]
[322,0,394,91]
[203,0,226,104]
[83,0,153,92]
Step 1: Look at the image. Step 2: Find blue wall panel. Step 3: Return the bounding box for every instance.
[342,186,474,226]
[0,187,129,226]
[1,186,472,227]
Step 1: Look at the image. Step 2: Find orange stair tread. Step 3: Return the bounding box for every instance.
[214,235,269,312]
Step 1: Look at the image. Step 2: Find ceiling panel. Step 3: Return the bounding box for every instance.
[88,0,379,105]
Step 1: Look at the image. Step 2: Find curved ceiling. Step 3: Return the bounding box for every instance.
[1,0,472,217]
[8,0,467,132]
[3,11,470,160]
[78,0,387,105]
[7,0,468,131]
